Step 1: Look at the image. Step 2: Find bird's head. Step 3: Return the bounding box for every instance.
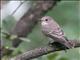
[40,16,53,26]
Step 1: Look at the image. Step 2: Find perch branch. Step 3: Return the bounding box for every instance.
[11,40,80,60]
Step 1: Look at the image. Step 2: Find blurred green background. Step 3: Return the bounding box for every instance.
[1,1,80,60]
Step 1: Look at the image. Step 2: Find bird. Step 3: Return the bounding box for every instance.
[40,16,73,49]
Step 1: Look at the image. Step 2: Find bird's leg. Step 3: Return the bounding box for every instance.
[48,38,55,47]
[48,41,54,47]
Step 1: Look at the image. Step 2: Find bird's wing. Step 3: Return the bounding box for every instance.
[49,27,64,38]
[48,29,73,48]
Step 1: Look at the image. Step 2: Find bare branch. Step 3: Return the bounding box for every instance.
[11,40,80,60]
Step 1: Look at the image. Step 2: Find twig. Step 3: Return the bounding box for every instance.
[11,40,80,60]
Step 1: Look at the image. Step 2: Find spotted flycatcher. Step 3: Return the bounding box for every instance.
[40,16,73,49]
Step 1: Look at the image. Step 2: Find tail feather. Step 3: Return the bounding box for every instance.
[61,37,74,49]
[63,41,73,49]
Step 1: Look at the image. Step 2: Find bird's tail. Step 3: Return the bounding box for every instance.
[62,37,74,49]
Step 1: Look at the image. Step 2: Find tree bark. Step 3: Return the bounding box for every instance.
[11,40,80,60]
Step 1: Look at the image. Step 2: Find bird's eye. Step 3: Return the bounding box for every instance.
[45,19,48,21]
